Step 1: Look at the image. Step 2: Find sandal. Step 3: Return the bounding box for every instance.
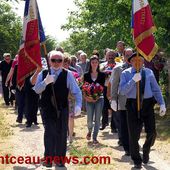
[86,132,91,140]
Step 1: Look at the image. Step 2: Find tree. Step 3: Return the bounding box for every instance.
[41,35,58,56]
[62,0,170,57]
[0,1,22,59]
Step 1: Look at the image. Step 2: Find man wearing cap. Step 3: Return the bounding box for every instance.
[0,53,13,106]
[110,47,133,156]
[34,50,82,168]
[119,52,166,169]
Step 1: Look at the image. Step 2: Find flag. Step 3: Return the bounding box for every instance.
[131,0,158,61]
[17,0,45,88]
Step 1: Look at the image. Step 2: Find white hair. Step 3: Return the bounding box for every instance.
[3,53,11,57]
[48,50,64,58]
[80,52,87,57]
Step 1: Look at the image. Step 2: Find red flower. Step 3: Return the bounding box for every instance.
[82,82,104,100]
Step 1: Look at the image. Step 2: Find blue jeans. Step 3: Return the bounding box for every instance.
[86,98,104,140]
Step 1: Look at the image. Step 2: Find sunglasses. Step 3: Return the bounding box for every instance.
[51,58,63,63]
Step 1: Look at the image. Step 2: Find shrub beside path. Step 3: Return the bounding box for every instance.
[0,104,170,170]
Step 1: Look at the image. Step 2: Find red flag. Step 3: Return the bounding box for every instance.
[17,0,42,88]
[131,0,158,61]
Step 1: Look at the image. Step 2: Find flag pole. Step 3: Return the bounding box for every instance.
[136,51,140,119]
[42,43,60,118]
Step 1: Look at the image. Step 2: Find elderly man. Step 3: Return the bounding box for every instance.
[78,52,90,74]
[119,52,166,169]
[34,50,82,168]
[0,53,13,106]
[110,47,133,155]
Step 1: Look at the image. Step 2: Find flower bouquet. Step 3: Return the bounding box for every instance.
[82,82,104,100]
[76,77,83,89]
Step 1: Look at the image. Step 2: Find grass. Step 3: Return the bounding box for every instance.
[0,98,14,169]
[0,100,13,139]
[156,112,170,141]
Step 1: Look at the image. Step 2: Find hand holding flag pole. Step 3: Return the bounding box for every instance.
[136,51,141,119]
[131,0,158,118]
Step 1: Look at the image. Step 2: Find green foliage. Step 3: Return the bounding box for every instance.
[0,1,22,59]
[62,0,170,56]
[41,35,58,56]
[159,69,169,104]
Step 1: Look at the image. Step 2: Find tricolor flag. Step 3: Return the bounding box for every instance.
[131,0,158,61]
[17,0,45,88]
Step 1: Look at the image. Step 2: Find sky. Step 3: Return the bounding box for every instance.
[13,0,76,42]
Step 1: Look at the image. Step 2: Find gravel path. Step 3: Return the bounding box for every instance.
[1,108,170,170]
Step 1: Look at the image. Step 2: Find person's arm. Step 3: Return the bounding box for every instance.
[30,67,42,85]
[119,71,136,96]
[110,67,120,100]
[33,71,46,94]
[67,71,82,108]
[5,67,14,86]
[150,71,165,105]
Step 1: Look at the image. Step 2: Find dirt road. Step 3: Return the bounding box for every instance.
[1,106,170,170]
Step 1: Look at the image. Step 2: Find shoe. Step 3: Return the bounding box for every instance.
[26,124,32,128]
[124,151,130,156]
[100,125,106,130]
[34,122,39,125]
[111,129,117,133]
[56,163,65,167]
[16,119,22,123]
[72,132,76,136]
[118,140,123,146]
[134,163,142,169]
[42,161,52,168]
[93,139,99,145]
[143,153,149,164]
[86,132,91,140]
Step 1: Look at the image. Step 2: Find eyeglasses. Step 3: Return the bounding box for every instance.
[51,58,63,63]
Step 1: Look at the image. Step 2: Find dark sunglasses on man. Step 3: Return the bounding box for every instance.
[51,58,63,63]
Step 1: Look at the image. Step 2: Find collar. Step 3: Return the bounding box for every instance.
[131,67,144,73]
[51,67,62,75]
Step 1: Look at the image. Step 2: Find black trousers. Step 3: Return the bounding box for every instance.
[44,108,68,163]
[2,83,10,105]
[101,87,110,126]
[119,110,129,152]
[25,90,39,124]
[126,97,156,165]
[101,87,116,130]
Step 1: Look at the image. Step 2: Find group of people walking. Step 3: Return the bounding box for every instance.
[0,40,167,169]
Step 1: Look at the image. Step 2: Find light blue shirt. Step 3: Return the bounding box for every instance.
[34,68,82,108]
[119,67,165,105]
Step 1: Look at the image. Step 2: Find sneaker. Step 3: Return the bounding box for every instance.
[86,132,91,140]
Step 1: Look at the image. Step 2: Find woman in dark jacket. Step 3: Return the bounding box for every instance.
[83,55,105,144]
